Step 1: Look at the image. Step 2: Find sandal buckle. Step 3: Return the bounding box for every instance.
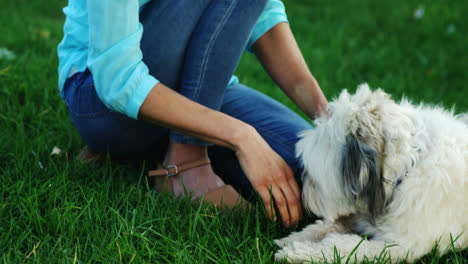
[165,165,178,177]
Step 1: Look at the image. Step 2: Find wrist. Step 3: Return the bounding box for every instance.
[291,75,328,119]
[227,121,256,153]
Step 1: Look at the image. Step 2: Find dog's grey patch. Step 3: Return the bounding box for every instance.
[336,214,376,239]
[395,178,403,187]
[341,135,386,221]
[336,214,360,233]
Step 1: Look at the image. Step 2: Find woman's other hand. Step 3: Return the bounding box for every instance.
[253,22,329,120]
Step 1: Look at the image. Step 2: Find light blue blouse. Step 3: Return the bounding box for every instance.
[57,0,288,119]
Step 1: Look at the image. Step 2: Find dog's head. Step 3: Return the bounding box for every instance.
[298,84,419,222]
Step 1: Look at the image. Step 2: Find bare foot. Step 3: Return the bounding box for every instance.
[163,142,225,198]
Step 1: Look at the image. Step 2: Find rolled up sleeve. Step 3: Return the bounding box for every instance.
[87,0,159,119]
[246,0,289,52]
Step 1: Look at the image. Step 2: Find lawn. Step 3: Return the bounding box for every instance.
[1,0,467,263]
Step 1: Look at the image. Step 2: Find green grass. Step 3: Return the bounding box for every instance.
[1,0,467,263]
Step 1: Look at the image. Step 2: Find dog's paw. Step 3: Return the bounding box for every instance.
[275,236,299,248]
[274,238,288,248]
[275,241,327,263]
[276,220,342,247]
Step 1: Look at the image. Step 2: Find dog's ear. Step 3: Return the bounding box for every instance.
[341,135,385,221]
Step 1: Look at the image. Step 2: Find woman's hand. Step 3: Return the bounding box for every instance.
[140,83,302,227]
[233,125,303,227]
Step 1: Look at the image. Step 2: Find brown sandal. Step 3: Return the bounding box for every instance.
[148,158,248,209]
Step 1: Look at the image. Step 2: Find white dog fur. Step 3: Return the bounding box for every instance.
[276,84,468,263]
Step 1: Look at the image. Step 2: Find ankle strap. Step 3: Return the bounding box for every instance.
[148,158,211,177]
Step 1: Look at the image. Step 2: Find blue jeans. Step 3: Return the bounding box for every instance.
[62,0,313,198]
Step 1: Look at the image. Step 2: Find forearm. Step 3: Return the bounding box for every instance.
[252,22,327,119]
[139,77,302,227]
[138,82,250,150]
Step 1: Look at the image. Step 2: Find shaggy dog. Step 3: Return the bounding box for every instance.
[276,84,468,263]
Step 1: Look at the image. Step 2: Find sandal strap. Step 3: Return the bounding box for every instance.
[148,158,211,177]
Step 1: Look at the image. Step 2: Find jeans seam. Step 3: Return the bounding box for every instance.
[193,0,238,101]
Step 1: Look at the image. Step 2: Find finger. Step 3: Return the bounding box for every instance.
[285,171,303,220]
[257,186,276,222]
[278,164,303,221]
[270,185,292,227]
[286,172,301,200]
[270,158,299,198]
[279,179,301,225]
